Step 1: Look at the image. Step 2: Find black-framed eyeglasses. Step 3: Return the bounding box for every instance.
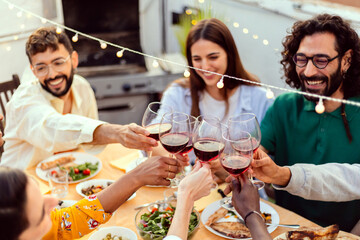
[292,53,339,69]
[33,55,71,77]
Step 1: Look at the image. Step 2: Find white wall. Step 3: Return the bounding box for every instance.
[0,0,63,83]
[1,0,359,97]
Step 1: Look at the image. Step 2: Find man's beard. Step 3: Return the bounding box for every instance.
[299,62,343,102]
[40,69,74,97]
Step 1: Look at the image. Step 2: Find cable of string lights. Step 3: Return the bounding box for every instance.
[3,0,360,113]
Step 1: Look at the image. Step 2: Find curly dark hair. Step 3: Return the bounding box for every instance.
[26,26,73,64]
[0,167,29,240]
[281,14,360,99]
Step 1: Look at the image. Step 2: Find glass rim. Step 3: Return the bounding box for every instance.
[147,102,173,115]
[228,113,257,123]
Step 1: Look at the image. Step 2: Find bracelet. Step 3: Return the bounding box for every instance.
[244,210,265,227]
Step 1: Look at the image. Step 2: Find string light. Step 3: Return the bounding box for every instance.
[191,20,197,25]
[72,33,78,42]
[8,3,13,9]
[20,24,25,29]
[315,98,325,114]
[100,41,107,49]
[13,35,19,40]
[185,9,192,15]
[253,34,259,39]
[6,46,11,51]
[217,75,224,89]
[116,49,125,58]
[198,0,205,3]
[16,11,22,17]
[152,60,159,68]
[266,88,274,99]
[233,22,240,28]
[26,12,32,19]
[263,39,269,45]
[184,69,190,78]
[3,0,360,109]
[56,26,62,34]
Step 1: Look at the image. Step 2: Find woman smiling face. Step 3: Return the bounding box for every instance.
[18,177,58,240]
[191,39,228,90]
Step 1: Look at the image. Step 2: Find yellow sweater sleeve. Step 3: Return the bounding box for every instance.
[43,195,112,240]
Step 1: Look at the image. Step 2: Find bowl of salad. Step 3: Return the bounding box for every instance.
[134,201,200,240]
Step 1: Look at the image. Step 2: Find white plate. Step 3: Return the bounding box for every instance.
[89,226,137,240]
[75,179,136,201]
[201,200,280,240]
[36,152,102,184]
[55,200,78,210]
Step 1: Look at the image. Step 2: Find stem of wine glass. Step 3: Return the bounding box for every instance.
[146,150,153,158]
[249,172,265,190]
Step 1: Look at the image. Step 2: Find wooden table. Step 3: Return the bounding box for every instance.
[27,143,351,239]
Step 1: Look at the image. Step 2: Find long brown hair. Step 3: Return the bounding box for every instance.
[183,18,260,117]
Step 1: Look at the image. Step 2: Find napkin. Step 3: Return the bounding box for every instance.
[109,151,142,172]
[194,183,229,212]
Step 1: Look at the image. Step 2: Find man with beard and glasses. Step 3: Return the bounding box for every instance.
[259,14,360,232]
[0,27,162,170]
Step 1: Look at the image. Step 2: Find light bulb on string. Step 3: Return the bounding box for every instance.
[72,33,78,42]
[26,13,32,19]
[13,35,19,40]
[20,24,25,29]
[6,46,11,52]
[266,88,274,99]
[100,42,107,49]
[56,27,62,34]
[41,18,47,24]
[315,97,325,114]
[233,22,240,28]
[16,11,23,18]
[116,49,125,58]
[152,60,159,68]
[184,69,190,78]
[8,3,14,10]
[217,75,224,89]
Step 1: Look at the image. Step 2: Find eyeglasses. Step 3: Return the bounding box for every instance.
[33,55,71,77]
[292,53,339,69]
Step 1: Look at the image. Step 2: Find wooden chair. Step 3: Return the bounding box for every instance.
[0,74,21,155]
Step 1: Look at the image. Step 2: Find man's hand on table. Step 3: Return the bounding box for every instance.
[92,123,158,151]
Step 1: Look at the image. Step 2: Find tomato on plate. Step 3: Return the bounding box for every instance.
[83,168,91,175]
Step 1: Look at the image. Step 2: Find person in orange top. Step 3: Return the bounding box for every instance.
[0,158,213,240]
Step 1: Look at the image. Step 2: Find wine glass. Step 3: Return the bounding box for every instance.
[193,115,224,163]
[227,113,265,189]
[141,102,173,160]
[220,126,252,207]
[178,115,197,156]
[159,112,190,187]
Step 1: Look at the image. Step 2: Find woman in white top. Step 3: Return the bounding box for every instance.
[161,18,273,123]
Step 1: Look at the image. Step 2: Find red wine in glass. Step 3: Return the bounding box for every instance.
[160,133,189,154]
[232,137,259,155]
[221,155,251,177]
[193,139,224,162]
[179,144,193,154]
[145,123,172,141]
